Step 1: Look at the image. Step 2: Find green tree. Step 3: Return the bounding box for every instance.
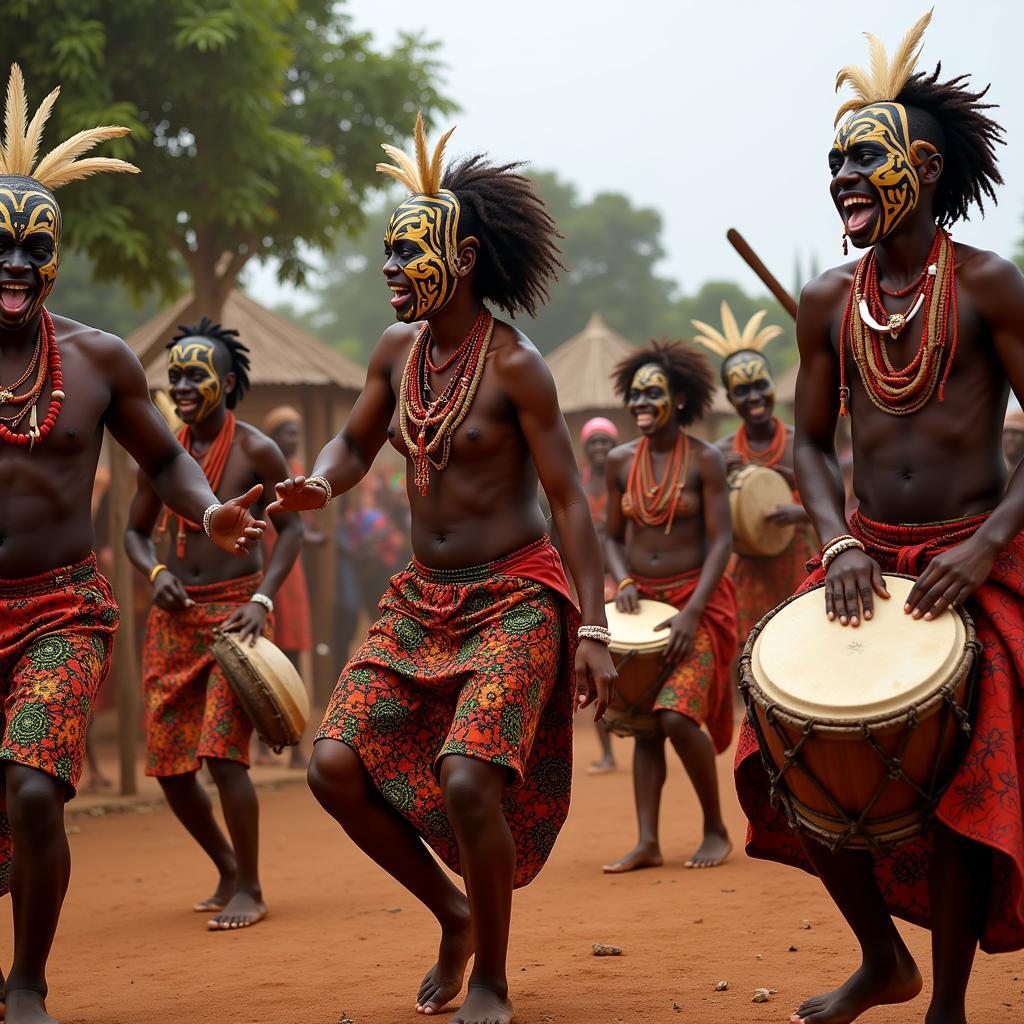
[1,0,453,335]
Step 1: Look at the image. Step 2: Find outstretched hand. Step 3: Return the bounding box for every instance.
[210,484,267,555]
[268,475,329,515]
[574,638,617,721]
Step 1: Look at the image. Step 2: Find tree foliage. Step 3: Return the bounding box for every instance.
[0,0,453,326]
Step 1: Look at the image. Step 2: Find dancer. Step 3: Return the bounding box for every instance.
[694,302,817,646]
[1002,408,1024,473]
[125,320,302,931]
[602,342,736,872]
[0,65,264,1024]
[734,12,1024,1023]
[580,416,619,774]
[272,116,615,1024]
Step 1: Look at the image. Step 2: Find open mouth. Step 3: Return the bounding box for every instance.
[174,397,198,416]
[746,401,769,418]
[388,283,413,311]
[0,281,33,318]
[841,194,877,236]
[634,410,655,430]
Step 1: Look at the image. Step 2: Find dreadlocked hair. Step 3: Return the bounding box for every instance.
[441,155,565,319]
[168,317,252,408]
[897,63,1005,226]
[613,341,715,429]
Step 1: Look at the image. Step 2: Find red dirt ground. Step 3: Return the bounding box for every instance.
[10,731,1024,1023]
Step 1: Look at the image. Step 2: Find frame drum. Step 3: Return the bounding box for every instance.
[740,575,978,850]
[603,598,677,737]
[729,464,795,557]
[211,630,310,752]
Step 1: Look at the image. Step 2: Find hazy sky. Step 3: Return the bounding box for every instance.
[250,0,1024,309]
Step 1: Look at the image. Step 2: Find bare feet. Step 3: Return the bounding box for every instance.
[451,984,514,1024]
[587,757,616,775]
[207,890,267,930]
[602,843,663,874]
[685,829,732,868]
[791,944,922,1024]
[193,870,236,913]
[4,990,57,1024]
[416,910,474,1015]
[924,1006,967,1024]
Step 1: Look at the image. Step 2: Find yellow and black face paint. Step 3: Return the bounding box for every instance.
[168,339,223,422]
[833,103,920,243]
[384,190,461,322]
[725,352,774,397]
[630,363,673,430]
[0,180,61,327]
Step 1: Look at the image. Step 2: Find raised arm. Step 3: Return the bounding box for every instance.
[499,341,617,718]
[269,329,400,513]
[101,333,264,553]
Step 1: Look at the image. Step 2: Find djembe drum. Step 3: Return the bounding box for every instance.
[728,464,794,557]
[740,575,978,850]
[211,630,310,752]
[603,599,678,738]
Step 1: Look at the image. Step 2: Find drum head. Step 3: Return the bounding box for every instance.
[750,575,966,720]
[730,464,795,557]
[604,599,677,654]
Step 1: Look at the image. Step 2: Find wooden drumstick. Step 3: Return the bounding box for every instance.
[727,228,798,322]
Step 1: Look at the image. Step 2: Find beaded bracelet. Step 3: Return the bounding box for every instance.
[250,593,274,615]
[202,502,221,539]
[148,563,168,584]
[578,624,612,646]
[822,537,866,572]
[616,577,636,593]
[820,533,856,558]
[306,475,333,510]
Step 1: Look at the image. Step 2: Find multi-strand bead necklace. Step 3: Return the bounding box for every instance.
[399,308,494,496]
[0,308,65,450]
[733,417,786,468]
[839,227,959,417]
[625,431,690,534]
[158,411,236,557]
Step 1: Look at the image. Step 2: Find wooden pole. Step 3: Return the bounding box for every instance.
[726,228,799,321]
[106,441,139,795]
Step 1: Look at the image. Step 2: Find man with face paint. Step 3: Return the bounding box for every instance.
[125,320,303,931]
[602,343,736,874]
[733,13,1024,1024]
[271,115,615,1024]
[692,303,817,649]
[0,66,266,1024]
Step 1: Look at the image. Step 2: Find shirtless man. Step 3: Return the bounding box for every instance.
[125,319,302,930]
[0,65,263,1024]
[735,13,1024,1023]
[272,116,616,1024]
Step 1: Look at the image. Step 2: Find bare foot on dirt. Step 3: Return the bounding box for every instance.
[5,990,56,1024]
[587,757,616,775]
[602,843,663,873]
[791,945,922,1024]
[193,870,236,912]
[207,891,267,930]
[416,910,474,1014]
[685,830,732,868]
[451,985,514,1024]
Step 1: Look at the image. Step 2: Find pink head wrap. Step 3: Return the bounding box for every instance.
[580,417,618,445]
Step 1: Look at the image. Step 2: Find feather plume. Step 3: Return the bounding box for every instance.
[692,302,781,357]
[0,64,138,189]
[376,111,456,196]
[834,9,933,125]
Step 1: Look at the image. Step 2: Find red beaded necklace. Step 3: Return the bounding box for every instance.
[625,431,690,534]
[733,417,787,468]
[838,227,959,417]
[0,309,65,450]
[399,308,494,496]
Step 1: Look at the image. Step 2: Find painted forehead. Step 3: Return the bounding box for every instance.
[833,102,911,154]
[385,192,460,259]
[725,353,772,387]
[169,337,220,370]
[631,363,670,390]
[0,181,61,240]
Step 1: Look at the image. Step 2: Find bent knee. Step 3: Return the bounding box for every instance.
[6,766,65,836]
[441,758,504,828]
[658,710,701,740]
[205,757,249,786]
[307,740,365,806]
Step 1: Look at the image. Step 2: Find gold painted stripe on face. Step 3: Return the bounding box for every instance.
[168,340,224,422]
[725,353,772,391]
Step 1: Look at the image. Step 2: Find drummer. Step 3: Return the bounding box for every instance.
[125,318,303,930]
[603,342,737,871]
[694,303,817,649]
[735,12,1024,1024]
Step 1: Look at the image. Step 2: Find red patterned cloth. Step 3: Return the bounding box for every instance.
[316,537,578,888]
[735,510,1024,953]
[142,573,270,777]
[0,555,119,895]
[633,568,737,753]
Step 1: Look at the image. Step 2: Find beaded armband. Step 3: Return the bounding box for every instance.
[578,625,612,646]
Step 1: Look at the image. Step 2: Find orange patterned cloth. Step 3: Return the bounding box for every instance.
[0,555,119,895]
[317,537,578,888]
[633,568,737,753]
[142,573,270,777]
